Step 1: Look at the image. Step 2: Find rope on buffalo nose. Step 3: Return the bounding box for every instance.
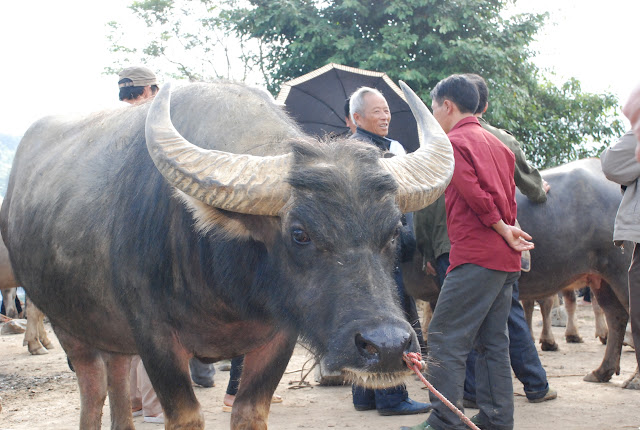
[402,352,480,430]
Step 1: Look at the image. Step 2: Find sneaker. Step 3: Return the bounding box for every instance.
[528,387,557,403]
[144,413,164,424]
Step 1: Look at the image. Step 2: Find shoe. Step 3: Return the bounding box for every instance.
[528,387,557,403]
[399,421,434,430]
[378,398,432,416]
[470,414,486,430]
[144,413,164,424]
[463,398,478,409]
[132,409,143,417]
[192,378,215,388]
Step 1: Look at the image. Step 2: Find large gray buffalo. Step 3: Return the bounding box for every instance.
[0,81,453,429]
[406,158,639,389]
[516,158,637,388]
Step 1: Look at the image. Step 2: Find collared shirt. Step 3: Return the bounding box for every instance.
[351,127,406,156]
[445,116,521,273]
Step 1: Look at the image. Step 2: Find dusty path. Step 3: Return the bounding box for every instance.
[0,304,638,429]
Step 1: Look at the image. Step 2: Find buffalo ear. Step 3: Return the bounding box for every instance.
[174,190,279,243]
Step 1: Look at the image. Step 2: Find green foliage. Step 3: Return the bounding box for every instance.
[504,78,624,168]
[105,0,254,82]
[108,0,624,168]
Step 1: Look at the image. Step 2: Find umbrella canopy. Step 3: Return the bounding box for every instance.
[276,63,420,153]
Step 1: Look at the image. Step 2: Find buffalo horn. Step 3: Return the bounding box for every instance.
[145,83,292,216]
[380,81,454,213]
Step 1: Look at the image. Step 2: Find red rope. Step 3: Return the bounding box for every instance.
[403,352,480,430]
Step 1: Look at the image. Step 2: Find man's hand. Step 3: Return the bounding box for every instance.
[622,82,640,160]
[542,180,550,194]
[492,220,535,252]
[425,261,437,276]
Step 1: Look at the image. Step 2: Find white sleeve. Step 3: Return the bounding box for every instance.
[389,140,406,156]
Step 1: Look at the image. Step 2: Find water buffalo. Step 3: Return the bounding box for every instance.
[515,158,638,388]
[406,158,639,389]
[0,198,20,319]
[0,81,453,429]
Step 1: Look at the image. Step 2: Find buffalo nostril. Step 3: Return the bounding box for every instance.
[355,333,380,360]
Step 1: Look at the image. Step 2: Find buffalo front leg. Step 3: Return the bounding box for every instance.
[521,298,535,340]
[54,326,108,430]
[23,299,50,355]
[622,366,640,389]
[1,288,18,318]
[538,295,558,351]
[591,293,608,344]
[32,298,55,349]
[231,330,297,430]
[139,334,204,429]
[105,353,136,430]
[584,280,627,383]
[563,289,583,343]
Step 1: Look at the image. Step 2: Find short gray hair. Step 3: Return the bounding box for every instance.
[349,87,385,123]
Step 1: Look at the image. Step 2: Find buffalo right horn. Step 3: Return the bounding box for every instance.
[145,83,292,216]
[379,81,454,213]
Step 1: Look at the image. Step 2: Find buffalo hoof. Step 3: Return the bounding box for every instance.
[598,335,608,345]
[622,373,640,390]
[27,343,49,355]
[42,340,55,350]
[566,334,583,344]
[582,371,611,383]
[583,372,604,383]
[540,341,559,351]
[30,347,49,355]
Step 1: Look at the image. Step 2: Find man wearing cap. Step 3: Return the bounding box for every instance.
[118,66,159,104]
[118,65,218,424]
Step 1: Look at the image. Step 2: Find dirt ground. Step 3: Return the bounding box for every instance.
[0,303,638,430]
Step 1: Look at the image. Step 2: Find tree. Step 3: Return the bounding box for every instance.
[108,0,624,168]
[105,0,258,83]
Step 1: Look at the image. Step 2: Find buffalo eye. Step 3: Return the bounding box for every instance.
[292,228,311,245]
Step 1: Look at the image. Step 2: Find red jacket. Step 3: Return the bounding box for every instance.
[445,116,521,273]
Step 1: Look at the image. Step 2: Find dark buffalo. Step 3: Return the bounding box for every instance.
[516,158,637,388]
[407,158,639,389]
[0,81,453,429]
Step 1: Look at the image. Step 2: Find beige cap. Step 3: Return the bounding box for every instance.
[118,66,157,87]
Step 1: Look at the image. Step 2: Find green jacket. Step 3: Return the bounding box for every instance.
[479,118,547,204]
[415,118,546,261]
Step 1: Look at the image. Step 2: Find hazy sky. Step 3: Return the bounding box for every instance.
[1,0,638,136]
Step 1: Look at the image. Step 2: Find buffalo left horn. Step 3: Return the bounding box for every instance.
[380,81,454,213]
[145,83,292,216]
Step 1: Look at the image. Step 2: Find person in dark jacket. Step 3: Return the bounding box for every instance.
[348,86,431,417]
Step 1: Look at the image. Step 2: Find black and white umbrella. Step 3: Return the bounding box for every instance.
[277,63,420,152]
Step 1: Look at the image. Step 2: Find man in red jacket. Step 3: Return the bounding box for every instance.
[403,75,534,430]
